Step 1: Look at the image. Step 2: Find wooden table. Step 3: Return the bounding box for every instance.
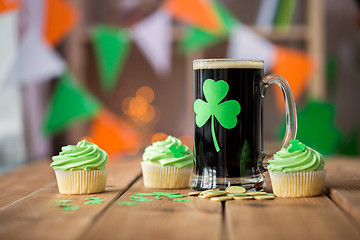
[0,156,360,240]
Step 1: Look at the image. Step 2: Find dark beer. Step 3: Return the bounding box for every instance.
[192,60,265,190]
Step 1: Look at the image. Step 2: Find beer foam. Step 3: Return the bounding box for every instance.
[193,59,264,70]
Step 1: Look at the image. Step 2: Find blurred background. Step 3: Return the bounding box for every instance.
[0,0,359,173]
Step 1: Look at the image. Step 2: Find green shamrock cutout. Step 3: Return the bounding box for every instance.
[194,79,241,152]
[169,144,186,158]
[288,140,306,153]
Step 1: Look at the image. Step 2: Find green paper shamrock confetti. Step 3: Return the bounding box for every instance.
[118,202,137,206]
[60,205,80,211]
[169,144,186,158]
[135,193,157,197]
[165,194,188,198]
[194,79,241,152]
[54,200,72,203]
[84,200,103,205]
[130,196,152,202]
[153,192,180,195]
[156,195,161,200]
[85,197,103,200]
[172,199,192,202]
[288,140,306,153]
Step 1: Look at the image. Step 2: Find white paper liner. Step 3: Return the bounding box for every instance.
[269,170,326,197]
[54,169,107,194]
[141,162,192,189]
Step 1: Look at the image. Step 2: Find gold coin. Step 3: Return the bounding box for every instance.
[199,188,220,195]
[225,186,246,193]
[198,195,209,199]
[204,191,226,197]
[227,193,247,197]
[254,195,275,200]
[188,192,201,196]
[246,191,267,196]
[210,196,233,201]
[233,196,254,200]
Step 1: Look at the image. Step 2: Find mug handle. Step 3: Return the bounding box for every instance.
[259,74,298,172]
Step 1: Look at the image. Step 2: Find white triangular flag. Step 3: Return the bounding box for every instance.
[130,9,172,78]
[6,0,65,86]
[0,10,18,85]
[227,24,275,73]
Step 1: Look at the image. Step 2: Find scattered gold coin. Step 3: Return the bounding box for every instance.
[188,192,201,196]
[227,193,247,197]
[198,195,208,199]
[253,195,275,200]
[204,191,226,198]
[199,189,220,195]
[233,196,254,200]
[210,196,233,201]
[225,186,246,193]
[246,191,267,196]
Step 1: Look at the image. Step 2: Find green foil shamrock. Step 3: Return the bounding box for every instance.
[194,79,241,152]
[288,139,306,153]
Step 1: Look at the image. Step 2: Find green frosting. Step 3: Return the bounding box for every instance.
[51,140,108,171]
[142,136,194,168]
[268,140,324,173]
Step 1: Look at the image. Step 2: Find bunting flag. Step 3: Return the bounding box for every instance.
[272,46,315,110]
[227,23,275,73]
[179,0,237,54]
[88,109,142,157]
[163,0,222,32]
[278,101,341,155]
[131,9,172,77]
[91,25,131,91]
[0,0,19,85]
[42,72,101,135]
[5,0,65,85]
[43,0,78,46]
[0,0,19,12]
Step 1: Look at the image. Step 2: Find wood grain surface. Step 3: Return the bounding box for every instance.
[226,196,360,240]
[0,160,55,208]
[0,157,141,240]
[83,178,223,240]
[0,157,359,240]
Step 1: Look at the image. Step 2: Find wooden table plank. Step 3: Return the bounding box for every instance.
[0,157,141,240]
[83,178,223,240]
[330,189,360,226]
[325,158,360,228]
[0,160,55,208]
[226,196,360,240]
[226,157,360,240]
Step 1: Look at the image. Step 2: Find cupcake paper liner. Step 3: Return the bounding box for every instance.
[54,169,107,194]
[269,170,326,197]
[141,162,192,189]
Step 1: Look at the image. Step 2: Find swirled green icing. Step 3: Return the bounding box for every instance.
[268,141,324,172]
[142,136,194,168]
[51,140,108,171]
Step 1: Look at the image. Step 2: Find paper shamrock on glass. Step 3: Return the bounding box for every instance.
[194,79,241,152]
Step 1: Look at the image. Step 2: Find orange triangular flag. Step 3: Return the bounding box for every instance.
[43,0,78,46]
[0,0,19,13]
[163,0,222,31]
[272,46,315,111]
[88,109,142,158]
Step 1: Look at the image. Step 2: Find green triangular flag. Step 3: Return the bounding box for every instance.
[42,72,101,135]
[178,0,238,54]
[338,128,359,156]
[278,100,341,155]
[91,25,130,91]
